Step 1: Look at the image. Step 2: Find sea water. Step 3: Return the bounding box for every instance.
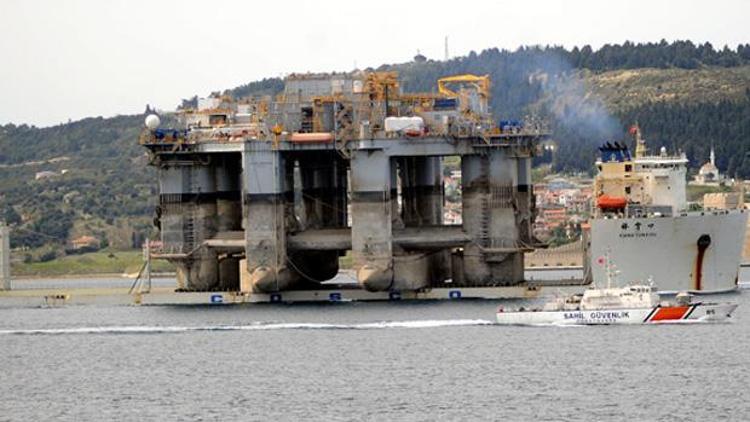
[0,283,748,420]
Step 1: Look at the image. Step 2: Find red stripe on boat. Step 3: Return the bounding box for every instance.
[649,306,690,322]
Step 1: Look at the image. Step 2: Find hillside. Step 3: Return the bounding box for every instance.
[0,115,159,256]
[532,66,750,172]
[2,41,750,260]
[584,66,750,112]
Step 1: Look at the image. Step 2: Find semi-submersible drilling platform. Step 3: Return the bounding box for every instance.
[140,72,550,300]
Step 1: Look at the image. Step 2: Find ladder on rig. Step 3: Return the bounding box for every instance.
[478,156,491,248]
[183,168,199,253]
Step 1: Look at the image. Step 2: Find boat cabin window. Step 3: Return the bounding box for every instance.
[209,114,228,126]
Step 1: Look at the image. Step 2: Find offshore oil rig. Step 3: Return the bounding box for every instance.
[140,71,549,295]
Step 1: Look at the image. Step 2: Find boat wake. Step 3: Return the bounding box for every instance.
[0,319,495,336]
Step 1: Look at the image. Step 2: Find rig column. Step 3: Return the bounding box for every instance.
[515,155,535,247]
[398,156,448,287]
[460,154,492,285]
[416,156,450,284]
[215,155,242,290]
[350,149,394,291]
[486,149,523,284]
[460,149,523,285]
[158,161,218,290]
[242,145,297,292]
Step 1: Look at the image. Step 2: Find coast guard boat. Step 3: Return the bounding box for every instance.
[496,255,738,325]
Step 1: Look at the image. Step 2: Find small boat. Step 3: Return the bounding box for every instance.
[496,254,738,325]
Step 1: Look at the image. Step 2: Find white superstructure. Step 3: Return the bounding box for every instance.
[589,126,747,293]
[633,154,687,212]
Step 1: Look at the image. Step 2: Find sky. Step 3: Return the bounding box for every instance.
[1,0,749,127]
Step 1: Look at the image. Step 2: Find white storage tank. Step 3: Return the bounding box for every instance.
[384,116,424,133]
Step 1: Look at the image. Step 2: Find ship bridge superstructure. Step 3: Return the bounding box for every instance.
[594,125,687,217]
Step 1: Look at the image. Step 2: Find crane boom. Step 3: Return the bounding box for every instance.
[437,74,491,99]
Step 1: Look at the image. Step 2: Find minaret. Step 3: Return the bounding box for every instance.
[710,146,715,167]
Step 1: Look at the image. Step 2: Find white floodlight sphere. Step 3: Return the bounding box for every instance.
[145,114,161,130]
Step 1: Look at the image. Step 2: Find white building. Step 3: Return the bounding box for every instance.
[693,147,724,185]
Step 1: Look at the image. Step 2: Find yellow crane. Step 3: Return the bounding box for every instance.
[436,74,491,126]
[437,74,490,99]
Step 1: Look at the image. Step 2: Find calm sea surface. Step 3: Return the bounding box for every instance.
[1,274,749,420]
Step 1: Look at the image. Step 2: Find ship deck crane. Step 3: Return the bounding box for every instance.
[437,74,491,116]
[437,74,490,99]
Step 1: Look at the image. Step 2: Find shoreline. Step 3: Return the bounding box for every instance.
[9,263,749,281]
[10,272,177,281]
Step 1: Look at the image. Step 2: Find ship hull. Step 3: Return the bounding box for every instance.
[589,211,748,293]
[495,303,737,325]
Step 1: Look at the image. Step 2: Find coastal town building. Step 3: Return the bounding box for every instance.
[693,147,725,185]
[70,235,100,250]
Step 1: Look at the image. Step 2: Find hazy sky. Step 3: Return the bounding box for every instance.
[1,0,748,127]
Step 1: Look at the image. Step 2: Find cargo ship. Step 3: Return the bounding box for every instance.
[587,126,747,293]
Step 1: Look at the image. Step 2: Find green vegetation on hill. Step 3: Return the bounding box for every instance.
[585,67,750,111]
[1,40,750,270]
[620,95,750,177]
[11,249,175,277]
[0,114,160,254]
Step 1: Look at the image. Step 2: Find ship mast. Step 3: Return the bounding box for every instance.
[632,123,647,159]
